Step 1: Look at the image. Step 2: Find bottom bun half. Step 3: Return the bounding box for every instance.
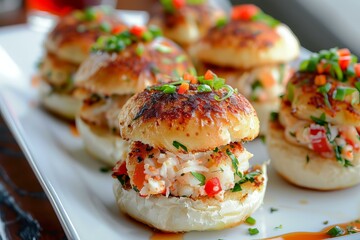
[267,122,360,190]
[113,164,267,232]
[76,117,129,166]
[39,81,81,120]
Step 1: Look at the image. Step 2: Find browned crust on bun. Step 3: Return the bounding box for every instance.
[149,2,224,46]
[285,72,360,126]
[119,85,259,152]
[191,22,299,68]
[74,37,195,96]
[45,9,125,64]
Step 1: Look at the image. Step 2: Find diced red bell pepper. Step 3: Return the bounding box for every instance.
[231,4,260,21]
[309,124,333,157]
[130,25,145,37]
[204,177,222,197]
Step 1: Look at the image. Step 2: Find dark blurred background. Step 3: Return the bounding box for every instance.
[231,0,360,56]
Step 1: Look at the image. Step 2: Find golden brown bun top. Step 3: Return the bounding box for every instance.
[74,37,195,96]
[44,7,125,64]
[191,20,300,68]
[119,81,259,152]
[283,71,360,126]
[149,1,224,45]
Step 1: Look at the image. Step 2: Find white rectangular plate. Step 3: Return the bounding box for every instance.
[0,18,359,240]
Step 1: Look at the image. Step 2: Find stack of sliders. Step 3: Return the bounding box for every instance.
[37,6,125,119]
[112,71,267,232]
[267,48,360,190]
[74,25,195,166]
[149,0,225,49]
[191,4,300,134]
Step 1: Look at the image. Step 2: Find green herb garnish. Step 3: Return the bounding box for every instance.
[310,113,327,126]
[248,228,259,236]
[270,112,279,122]
[191,172,206,186]
[173,140,188,152]
[332,86,356,101]
[270,207,278,213]
[245,217,256,225]
[327,226,344,237]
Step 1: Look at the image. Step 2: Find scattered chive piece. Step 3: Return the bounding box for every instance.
[197,84,212,93]
[346,226,357,234]
[173,140,188,152]
[100,22,111,32]
[213,147,219,153]
[270,112,279,122]
[191,172,206,186]
[270,207,278,213]
[260,135,266,144]
[100,166,111,173]
[306,155,310,164]
[135,45,144,56]
[355,82,360,93]
[248,228,259,236]
[327,226,344,237]
[275,224,283,230]
[323,220,329,225]
[332,87,356,101]
[310,113,327,126]
[245,217,256,225]
[216,17,228,28]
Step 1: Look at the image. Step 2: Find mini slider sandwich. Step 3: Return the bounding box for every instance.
[267,48,360,190]
[38,6,125,119]
[74,26,195,166]
[112,71,267,232]
[191,4,300,134]
[149,0,225,49]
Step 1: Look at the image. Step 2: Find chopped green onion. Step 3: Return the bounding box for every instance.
[155,44,173,53]
[197,84,212,92]
[99,22,111,32]
[270,112,279,122]
[252,12,279,28]
[270,207,278,213]
[142,31,153,41]
[346,225,357,234]
[148,25,162,37]
[248,228,259,236]
[175,55,187,63]
[317,82,332,94]
[226,149,242,178]
[191,172,206,186]
[214,85,234,101]
[355,82,360,93]
[332,86,356,101]
[323,220,329,225]
[173,140,188,152]
[327,226,344,237]
[310,113,327,126]
[232,182,242,192]
[287,83,295,102]
[84,8,97,21]
[245,217,256,225]
[330,62,343,81]
[135,44,144,56]
[216,17,228,28]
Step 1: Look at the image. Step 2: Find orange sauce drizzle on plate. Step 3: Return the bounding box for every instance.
[267,220,360,240]
[150,232,184,240]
